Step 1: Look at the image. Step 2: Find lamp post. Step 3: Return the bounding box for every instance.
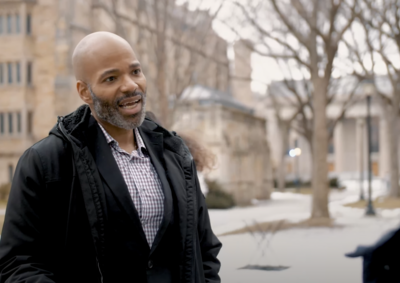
[359,119,365,201]
[364,82,376,216]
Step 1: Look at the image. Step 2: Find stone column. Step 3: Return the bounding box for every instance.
[379,117,390,178]
[356,118,367,174]
[334,120,344,174]
[32,0,57,140]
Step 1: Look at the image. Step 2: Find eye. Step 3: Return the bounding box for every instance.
[105,76,116,82]
[132,69,142,75]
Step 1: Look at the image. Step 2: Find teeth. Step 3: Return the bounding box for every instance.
[121,99,140,107]
[122,100,140,109]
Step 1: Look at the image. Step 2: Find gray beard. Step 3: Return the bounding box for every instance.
[89,86,146,130]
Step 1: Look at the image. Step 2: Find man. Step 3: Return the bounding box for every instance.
[0,32,222,283]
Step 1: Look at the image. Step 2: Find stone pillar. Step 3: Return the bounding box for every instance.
[231,40,254,109]
[356,118,368,175]
[334,120,344,174]
[32,0,57,140]
[379,117,390,178]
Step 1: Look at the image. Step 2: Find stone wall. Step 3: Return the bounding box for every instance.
[172,101,273,205]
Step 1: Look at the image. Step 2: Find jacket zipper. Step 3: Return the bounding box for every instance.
[96,257,104,283]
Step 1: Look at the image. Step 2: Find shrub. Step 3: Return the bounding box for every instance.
[329,177,340,188]
[205,179,235,209]
[0,183,11,202]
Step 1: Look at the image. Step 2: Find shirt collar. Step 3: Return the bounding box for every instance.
[97,123,147,156]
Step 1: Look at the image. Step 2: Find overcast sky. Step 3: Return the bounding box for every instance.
[177,0,398,94]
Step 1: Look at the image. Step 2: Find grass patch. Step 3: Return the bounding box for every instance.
[344,196,400,209]
[285,187,312,195]
[220,218,337,236]
[284,187,345,195]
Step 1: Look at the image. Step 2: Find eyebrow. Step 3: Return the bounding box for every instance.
[130,63,141,69]
[100,68,119,79]
[99,63,141,80]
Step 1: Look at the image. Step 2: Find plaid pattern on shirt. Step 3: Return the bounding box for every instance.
[98,124,164,247]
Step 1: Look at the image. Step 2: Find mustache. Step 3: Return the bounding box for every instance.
[115,91,145,106]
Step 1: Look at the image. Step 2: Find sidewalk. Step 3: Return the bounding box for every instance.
[209,180,400,283]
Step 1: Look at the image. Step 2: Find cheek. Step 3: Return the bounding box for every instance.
[139,77,147,92]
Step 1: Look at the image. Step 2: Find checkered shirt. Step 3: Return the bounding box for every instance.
[98,124,164,247]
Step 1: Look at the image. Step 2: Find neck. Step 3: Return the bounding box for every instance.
[94,115,137,152]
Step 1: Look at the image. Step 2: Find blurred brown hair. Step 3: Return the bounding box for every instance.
[178,132,216,172]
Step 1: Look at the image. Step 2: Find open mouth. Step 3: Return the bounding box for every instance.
[118,97,141,109]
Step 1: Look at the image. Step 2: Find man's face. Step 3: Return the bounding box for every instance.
[84,43,147,130]
[89,84,146,130]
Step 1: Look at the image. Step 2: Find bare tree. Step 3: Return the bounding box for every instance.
[344,0,400,197]
[221,0,357,218]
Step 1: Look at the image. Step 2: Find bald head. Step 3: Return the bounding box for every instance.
[72,32,136,83]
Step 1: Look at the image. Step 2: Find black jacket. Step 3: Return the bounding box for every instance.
[346,227,400,283]
[0,105,222,283]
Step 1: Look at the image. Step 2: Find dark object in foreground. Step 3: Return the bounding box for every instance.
[238,265,290,271]
[346,227,400,283]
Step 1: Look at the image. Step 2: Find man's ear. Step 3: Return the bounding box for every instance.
[77,81,92,104]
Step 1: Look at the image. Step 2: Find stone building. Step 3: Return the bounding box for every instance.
[172,85,272,205]
[0,0,273,205]
[0,0,229,184]
[263,76,396,184]
[172,40,273,205]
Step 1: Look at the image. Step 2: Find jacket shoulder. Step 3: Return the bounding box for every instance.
[25,135,70,183]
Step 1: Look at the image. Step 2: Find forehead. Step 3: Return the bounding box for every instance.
[85,41,138,78]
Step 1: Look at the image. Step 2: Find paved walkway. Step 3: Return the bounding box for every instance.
[208,180,400,283]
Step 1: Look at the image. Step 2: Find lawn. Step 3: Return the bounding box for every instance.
[284,187,345,195]
[344,196,400,209]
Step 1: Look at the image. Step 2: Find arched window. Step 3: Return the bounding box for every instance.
[0,113,4,135]
[0,63,3,84]
[26,14,31,35]
[16,62,20,83]
[0,15,3,34]
[27,62,32,85]
[7,62,12,84]
[15,14,20,33]
[8,112,13,134]
[7,14,12,34]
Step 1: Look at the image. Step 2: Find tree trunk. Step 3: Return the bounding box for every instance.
[277,122,289,191]
[156,49,168,125]
[311,78,330,219]
[388,102,400,197]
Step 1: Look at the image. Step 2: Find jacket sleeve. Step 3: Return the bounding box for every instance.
[194,163,222,283]
[0,148,56,282]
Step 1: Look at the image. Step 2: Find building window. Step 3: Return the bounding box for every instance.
[17,112,21,133]
[0,113,4,134]
[27,111,33,134]
[15,14,20,33]
[16,62,21,83]
[26,14,31,35]
[0,15,3,34]
[8,164,13,183]
[0,63,3,84]
[27,62,32,85]
[7,63,12,84]
[7,14,12,34]
[8,112,13,133]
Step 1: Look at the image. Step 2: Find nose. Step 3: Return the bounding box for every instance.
[120,75,138,93]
